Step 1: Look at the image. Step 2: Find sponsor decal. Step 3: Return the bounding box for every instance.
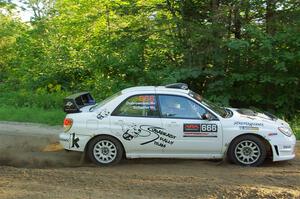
[66,101,73,107]
[122,124,143,140]
[183,123,218,137]
[97,109,110,120]
[283,145,291,149]
[239,126,259,131]
[121,123,176,148]
[268,132,278,136]
[234,121,264,127]
[126,95,157,110]
[59,138,69,142]
[183,132,217,137]
[71,133,80,148]
[183,124,200,132]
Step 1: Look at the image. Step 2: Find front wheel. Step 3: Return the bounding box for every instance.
[228,135,266,167]
[87,135,123,166]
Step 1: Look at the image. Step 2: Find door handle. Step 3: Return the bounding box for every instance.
[168,121,178,127]
[115,120,124,125]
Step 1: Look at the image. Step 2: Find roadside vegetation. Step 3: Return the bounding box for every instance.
[0,1,299,138]
[291,116,300,140]
[0,106,64,125]
[0,91,65,125]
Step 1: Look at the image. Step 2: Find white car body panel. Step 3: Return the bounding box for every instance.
[59,86,296,162]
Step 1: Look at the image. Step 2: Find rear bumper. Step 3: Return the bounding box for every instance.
[271,134,296,162]
[59,133,71,150]
[59,132,91,152]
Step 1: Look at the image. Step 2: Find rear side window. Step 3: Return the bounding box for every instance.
[113,95,159,117]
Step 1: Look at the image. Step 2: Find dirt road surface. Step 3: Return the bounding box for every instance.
[0,121,299,199]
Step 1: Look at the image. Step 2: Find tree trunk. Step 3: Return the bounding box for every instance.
[266,0,276,35]
[227,4,232,38]
[233,4,241,39]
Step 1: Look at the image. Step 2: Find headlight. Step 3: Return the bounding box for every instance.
[278,127,292,137]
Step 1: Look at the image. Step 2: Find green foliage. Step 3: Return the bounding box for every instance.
[0,0,299,121]
[0,90,66,109]
[0,9,26,82]
[0,105,65,125]
[290,116,300,140]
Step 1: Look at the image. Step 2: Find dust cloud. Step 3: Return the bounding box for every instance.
[0,123,83,168]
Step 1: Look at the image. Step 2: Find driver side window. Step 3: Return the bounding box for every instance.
[158,95,207,119]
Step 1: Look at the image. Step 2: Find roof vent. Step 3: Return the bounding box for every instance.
[165,83,188,90]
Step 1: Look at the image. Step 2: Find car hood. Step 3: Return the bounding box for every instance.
[228,108,290,128]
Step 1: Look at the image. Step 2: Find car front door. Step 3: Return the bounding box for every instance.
[157,94,223,156]
[110,94,165,156]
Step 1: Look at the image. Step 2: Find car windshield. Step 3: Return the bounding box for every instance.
[188,91,228,118]
[89,91,121,112]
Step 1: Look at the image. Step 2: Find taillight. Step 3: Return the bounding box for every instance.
[63,118,73,132]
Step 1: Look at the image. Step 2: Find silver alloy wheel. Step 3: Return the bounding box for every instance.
[93,140,117,164]
[234,140,261,165]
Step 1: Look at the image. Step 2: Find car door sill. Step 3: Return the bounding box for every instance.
[126,153,223,159]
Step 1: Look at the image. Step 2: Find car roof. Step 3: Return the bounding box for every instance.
[121,86,190,95]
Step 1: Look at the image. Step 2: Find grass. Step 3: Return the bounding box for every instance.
[0,105,65,126]
[0,90,66,125]
[0,90,65,110]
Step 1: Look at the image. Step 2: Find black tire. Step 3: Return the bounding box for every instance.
[87,135,123,166]
[227,135,267,167]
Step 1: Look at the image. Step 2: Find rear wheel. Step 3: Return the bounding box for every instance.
[228,135,266,167]
[87,135,123,166]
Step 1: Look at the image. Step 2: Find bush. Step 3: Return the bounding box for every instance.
[0,105,65,125]
[290,116,300,140]
[0,90,66,110]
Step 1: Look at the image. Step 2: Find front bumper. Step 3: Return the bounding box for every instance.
[271,134,296,162]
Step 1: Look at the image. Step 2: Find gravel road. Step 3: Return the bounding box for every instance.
[0,121,299,199]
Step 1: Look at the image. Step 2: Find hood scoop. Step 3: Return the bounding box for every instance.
[263,111,278,121]
[236,109,257,116]
[236,108,278,121]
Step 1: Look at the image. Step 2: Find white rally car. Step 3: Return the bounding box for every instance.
[59,83,296,166]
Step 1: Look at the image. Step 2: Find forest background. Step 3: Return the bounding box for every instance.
[0,0,299,137]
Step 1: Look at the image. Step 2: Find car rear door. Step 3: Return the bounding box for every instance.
[157,94,223,155]
[110,94,165,155]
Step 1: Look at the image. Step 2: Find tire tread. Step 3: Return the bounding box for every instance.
[87,135,123,166]
[227,135,267,167]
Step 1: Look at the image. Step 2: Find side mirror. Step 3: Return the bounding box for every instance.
[202,112,213,120]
